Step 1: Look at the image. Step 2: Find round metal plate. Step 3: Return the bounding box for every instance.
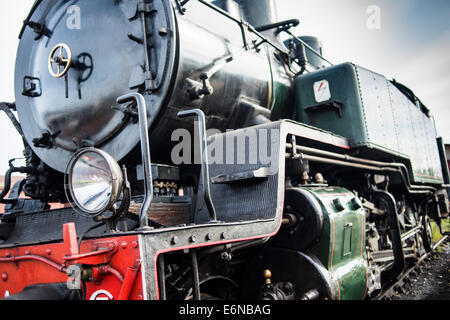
[15,0,177,172]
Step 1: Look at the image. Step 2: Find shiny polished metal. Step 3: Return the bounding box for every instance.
[178,109,217,222]
[15,0,287,172]
[117,93,153,230]
[48,43,72,78]
[65,148,123,217]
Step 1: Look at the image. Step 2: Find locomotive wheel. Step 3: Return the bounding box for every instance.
[421,215,434,253]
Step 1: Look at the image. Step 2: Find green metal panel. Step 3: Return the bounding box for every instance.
[303,187,367,300]
[269,49,293,121]
[294,62,444,184]
[295,63,368,146]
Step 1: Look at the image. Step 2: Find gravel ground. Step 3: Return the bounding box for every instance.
[391,244,450,300]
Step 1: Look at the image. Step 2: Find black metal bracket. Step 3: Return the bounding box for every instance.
[304,100,343,118]
[187,73,213,100]
[174,0,190,14]
[18,0,42,39]
[239,19,250,50]
[17,0,55,40]
[186,54,233,100]
[112,100,139,123]
[22,76,41,98]
[373,190,406,283]
[20,19,52,40]
[128,33,144,44]
[32,130,60,149]
[138,0,157,91]
[255,19,300,33]
[177,109,217,222]
[4,179,49,215]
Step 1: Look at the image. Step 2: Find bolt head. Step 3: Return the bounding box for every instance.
[263,269,272,279]
[1,273,7,281]
[158,27,168,36]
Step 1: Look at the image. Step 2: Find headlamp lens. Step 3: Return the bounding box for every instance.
[71,151,113,213]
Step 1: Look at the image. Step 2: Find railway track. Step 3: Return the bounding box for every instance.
[374,235,450,300]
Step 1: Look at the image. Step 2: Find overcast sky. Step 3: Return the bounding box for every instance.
[0,0,449,174]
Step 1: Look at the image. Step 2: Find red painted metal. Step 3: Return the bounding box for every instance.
[0,170,290,300]
[82,236,142,300]
[63,223,79,256]
[0,234,142,300]
[118,259,141,300]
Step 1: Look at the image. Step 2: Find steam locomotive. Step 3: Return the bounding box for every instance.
[0,0,449,300]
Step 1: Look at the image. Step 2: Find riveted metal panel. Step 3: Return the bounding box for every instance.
[421,115,443,183]
[294,62,444,184]
[387,82,443,184]
[388,82,416,161]
[356,66,398,152]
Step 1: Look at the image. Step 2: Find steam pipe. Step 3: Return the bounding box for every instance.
[98,265,124,283]
[0,254,67,273]
[286,143,436,194]
[295,154,432,195]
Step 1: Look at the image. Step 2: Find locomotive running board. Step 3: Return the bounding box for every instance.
[137,120,350,300]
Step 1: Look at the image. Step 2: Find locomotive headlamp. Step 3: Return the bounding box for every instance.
[65,148,123,216]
